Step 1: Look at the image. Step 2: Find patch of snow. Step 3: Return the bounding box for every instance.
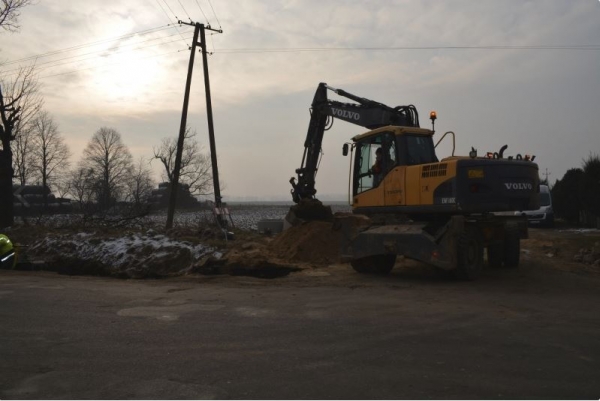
[30,232,218,276]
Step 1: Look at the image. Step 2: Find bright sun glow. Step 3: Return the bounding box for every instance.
[90,49,162,103]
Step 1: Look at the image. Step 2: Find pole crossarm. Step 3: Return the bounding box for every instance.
[178,20,223,34]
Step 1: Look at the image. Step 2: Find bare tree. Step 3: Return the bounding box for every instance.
[81,127,133,209]
[10,69,42,186]
[0,0,33,32]
[30,111,71,208]
[67,166,96,210]
[0,65,41,227]
[153,128,212,196]
[54,172,72,199]
[13,124,32,185]
[126,157,154,209]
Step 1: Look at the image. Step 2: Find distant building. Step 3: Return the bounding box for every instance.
[13,184,72,215]
[148,182,202,210]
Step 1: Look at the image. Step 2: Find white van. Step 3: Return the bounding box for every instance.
[515,184,553,227]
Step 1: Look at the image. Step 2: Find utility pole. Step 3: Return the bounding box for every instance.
[166,21,223,230]
[543,168,551,184]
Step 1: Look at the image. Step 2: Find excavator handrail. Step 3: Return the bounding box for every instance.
[435,131,456,157]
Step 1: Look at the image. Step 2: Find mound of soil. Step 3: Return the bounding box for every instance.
[198,220,344,277]
[268,220,341,265]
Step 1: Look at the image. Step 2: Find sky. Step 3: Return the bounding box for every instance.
[1,0,599,201]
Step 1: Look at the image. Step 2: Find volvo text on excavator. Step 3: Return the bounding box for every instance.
[289,83,540,280]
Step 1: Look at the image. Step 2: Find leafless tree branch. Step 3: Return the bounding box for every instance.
[0,0,33,33]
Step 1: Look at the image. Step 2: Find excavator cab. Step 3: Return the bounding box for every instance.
[348,127,440,209]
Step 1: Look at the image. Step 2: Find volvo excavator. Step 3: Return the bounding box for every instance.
[289,83,540,279]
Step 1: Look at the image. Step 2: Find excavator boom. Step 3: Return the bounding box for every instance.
[290,82,419,203]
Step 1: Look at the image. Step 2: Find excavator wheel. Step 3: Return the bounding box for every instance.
[351,254,397,275]
[455,227,484,280]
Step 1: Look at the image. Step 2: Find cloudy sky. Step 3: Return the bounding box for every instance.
[1,0,599,201]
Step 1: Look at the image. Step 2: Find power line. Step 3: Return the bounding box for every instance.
[177,0,192,22]
[212,45,600,54]
[154,0,188,45]
[5,42,598,80]
[39,48,186,80]
[6,38,596,72]
[155,0,174,22]
[0,24,175,67]
[161,0,180,20]
[206,0,222,29]
[194,0,210,25]
[1,31,191,77]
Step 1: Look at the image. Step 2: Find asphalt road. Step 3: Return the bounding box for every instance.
[1,265,599,399]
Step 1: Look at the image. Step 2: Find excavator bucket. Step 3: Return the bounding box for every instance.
[284,199,333,227]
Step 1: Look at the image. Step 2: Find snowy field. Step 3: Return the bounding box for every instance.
[15,203,353,232]
[228,203,352,231]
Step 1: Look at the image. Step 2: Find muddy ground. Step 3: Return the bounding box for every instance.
[204,223,594,281]
[5,216,600,281]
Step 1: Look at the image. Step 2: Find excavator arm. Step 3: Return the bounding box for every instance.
[290,82,420,203]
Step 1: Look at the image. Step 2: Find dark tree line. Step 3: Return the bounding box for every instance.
[552,154,600,227]
[0,0,36,226]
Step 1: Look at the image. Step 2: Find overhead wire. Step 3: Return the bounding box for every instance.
[1,1,211,80]
[0,30,192,77]
[194,0,210,25]
[161,0,180,20]
[155,0,174,22]
[1,24,176,67]
[40,48,186,79]
[212,45,600,54]
[4,37,598,82]
[210,33,216,53]
[176,0,193,22]
[206,0,222,29]
[155,0,188,45]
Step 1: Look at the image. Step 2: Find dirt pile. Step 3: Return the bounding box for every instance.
[195,221,343,277]
[268,220,341,265]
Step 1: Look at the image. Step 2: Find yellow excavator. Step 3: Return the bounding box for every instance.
[289,83,540,279]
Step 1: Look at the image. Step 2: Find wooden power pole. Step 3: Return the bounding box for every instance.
[166,21,223,230]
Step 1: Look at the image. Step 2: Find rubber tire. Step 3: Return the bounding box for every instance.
[455,227,484,280]
[504,227,520,268]
[487,242,504,268]
[351,254,397,275]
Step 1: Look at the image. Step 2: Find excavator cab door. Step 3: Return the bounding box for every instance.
[352,132,398,207]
